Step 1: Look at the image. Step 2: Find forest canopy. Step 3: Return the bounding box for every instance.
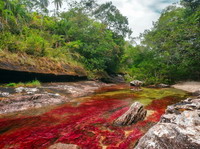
[0,0,131,77]
[0,0,199,83]
[122,0,200,84]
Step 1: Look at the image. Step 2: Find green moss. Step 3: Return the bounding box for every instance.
[96,90,132,97]
[135,98,152,106]
[26,80,41,87]
[137,88,187,99]
[93,87,187,106]
[134,88,187,106]
[4,80,41,87]
[5,83,17,87]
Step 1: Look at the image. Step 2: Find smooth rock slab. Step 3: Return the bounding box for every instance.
[0,94,68,114]
[114,102,147,126]
[48,143,80,149]
[135,98,200,149]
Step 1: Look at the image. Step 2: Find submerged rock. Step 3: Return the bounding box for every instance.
[48,143,80,149]
[114,102,147,126]
[135,98,200,149]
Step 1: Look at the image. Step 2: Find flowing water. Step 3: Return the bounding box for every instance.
[0,84,188,149]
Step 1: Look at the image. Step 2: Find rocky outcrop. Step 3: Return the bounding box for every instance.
[114,102,147,126]
[130,80,143,87]
[0,93,68,114]
[102,74,125,83]
[0,51,86,82]
[0,81,110,114]
[48,143,80,149]
[135,98,200,149]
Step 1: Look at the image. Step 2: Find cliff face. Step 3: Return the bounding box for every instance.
[0,51,87,82]
[135,97,200,149]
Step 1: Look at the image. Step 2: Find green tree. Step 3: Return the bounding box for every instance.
[93,2,132,38]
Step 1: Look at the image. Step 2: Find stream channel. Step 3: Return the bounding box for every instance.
[0,82,188,149]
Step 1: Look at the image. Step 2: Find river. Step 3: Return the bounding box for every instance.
[0,83,188,149]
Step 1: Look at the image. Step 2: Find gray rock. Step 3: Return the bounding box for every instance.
[114,102,147,126]
[0,94,68,114]
[130,80,143,87]
[157,83,170,88]
[0,92,10,97]
[48,143,80,149]
[135,98,200,149]
[193,89,200,96]
[15,87,39,94]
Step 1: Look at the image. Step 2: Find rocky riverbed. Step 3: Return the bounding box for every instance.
[1,80,197,148]
[0,81,111,114]
[0,84,188,148]
[135,97,200,149]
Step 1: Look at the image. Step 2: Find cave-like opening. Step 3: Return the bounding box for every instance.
[0,69,87,84]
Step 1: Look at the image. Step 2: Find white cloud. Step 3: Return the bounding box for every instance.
[98,0,179,37]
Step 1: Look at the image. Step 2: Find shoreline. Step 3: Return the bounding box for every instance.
[172,81,200,93]
[0,81,112,115]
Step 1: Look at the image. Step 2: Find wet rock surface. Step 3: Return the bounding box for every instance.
[0,81,110,114]
[0,94,67,114]
[48,143,80,149]
[114,102,147,126]
[135,98,200,149]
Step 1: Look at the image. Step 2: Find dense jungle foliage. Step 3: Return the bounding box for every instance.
[0,0,199,84]
[123,0,200,84]
[0,0,131,77]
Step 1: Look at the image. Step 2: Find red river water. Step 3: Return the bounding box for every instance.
[0,84,187,149]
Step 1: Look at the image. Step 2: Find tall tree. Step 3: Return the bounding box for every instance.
[53,0,63,10]
[93,2,132,38]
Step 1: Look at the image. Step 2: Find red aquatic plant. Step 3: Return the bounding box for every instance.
[0,87,183,149]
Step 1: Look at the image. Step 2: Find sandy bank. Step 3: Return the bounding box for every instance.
[172,81,200,93]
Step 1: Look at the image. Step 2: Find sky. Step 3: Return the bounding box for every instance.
[49,0,179,38]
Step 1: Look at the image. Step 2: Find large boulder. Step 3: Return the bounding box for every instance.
[135,98,200,149]
[114,102,147,126]
[48,143,80,149]
[130,80,143,87]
